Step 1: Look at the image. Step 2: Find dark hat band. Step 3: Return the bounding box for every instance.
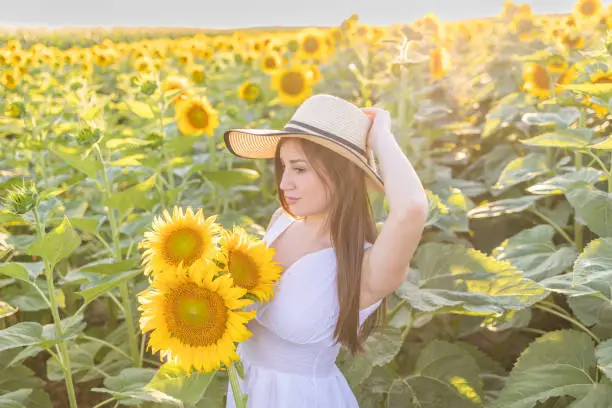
[283,120,366,157]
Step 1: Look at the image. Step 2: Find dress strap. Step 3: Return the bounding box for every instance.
[264,211,295,246]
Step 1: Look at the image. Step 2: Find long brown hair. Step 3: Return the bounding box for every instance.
[273,137,388,356]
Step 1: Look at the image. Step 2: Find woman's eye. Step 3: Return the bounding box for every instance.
[294,168,305,174]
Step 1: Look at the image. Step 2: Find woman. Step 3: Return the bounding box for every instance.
[223,94,428,407]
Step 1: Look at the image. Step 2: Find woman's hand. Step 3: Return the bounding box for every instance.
[362,107,392,155]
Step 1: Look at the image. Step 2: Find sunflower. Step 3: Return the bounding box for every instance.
[416,13,444,41]
[271,66,313,106]
[175,96,220,137]
[260,51,283,73]
[296,29,330,61]
[513,15,537,42]
[134,56,155,74]
[584,70,612,117]
[305,64,322,84]
[574,0,601,18]
[0,70,19,90]
[522,63,576,99]
[161,75,193,104]
[429,47,451,81]
[6,39,21,52]
[546,54,568,74]
[139,206,221,276]
[188,65,205,84]
[216,227,282,303]
[559,30,586,51]
[138,259,256,373]
[177,51,194,66]
[237,81,261,103]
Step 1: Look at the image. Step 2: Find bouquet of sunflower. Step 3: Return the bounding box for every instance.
[136,206,282,407]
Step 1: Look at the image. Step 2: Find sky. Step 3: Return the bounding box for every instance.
[0,0,597,29]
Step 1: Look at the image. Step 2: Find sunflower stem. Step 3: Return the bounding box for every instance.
[33,208,79,408]
[95,144,141,367]
[574,109,584,252]
[119,281,141,367]
[534,304,600,344]
[208,135,217,170]
[228,361,248,408]
[155,96,175,192]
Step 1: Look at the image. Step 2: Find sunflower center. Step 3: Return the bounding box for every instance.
[533,65,550,89]
[165,282,228,347]
[245,84,259,100]
[264,57,277,69]
[303,36,320,54]
[580,0,597,16]
[187,105,209,129]
[228,250,259,290]
[281,71,305,95]
[164,227,203,267]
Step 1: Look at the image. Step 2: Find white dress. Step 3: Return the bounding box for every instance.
[225,212,383,408]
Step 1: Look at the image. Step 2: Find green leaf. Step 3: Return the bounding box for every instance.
[0,263,30,282]
[567,384,612,408]
[541,237,612,302]
[103,175,156,216]
[0,389,32,407]
[562,83,612,100]
[492,225,577,281]
[520,129,593,149]
[589,137,612,150]
[105,138,154,149]
[0,322,45,352]
[69,217,100,234]
[77,258,139,276]
[492,152,549,193]
[482,93,530,138]
[22,389,53,408]
[26,217,81,270]
[527,168,606,195]
[386,341,484,407]
[595,339,612,382]
[76,269,141,303]
[46,341,104,381]
[426,187,470,233]
[425,190,449,228]
[566,183,612,237]
[49,145,102,179]
[146,362,216,405]
[467,196,543,219]
[123,100,155,119]
[521,108,580,128]
[494,329,597,408]
[343,326,403,387]
[93,367,181,405]
[0,363,45,393]
[107,154,147,167]
[398,243,546,315]
[191,168,260,188]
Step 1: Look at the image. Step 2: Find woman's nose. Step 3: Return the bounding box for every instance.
[279,171,293,191]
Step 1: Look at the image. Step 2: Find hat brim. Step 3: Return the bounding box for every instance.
[224,128,384,193]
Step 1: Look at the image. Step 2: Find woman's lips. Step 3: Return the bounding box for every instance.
[286,197,300,204]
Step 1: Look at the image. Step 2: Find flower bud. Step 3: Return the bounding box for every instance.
[140,79,158,96]
[2,180,38,215]
[5,101,25,118]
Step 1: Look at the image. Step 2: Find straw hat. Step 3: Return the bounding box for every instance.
[223,94,384,192]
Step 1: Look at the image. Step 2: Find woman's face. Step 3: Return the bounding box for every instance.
[278,139,330,217]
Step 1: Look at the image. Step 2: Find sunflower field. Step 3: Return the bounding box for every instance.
[2,0,612,406]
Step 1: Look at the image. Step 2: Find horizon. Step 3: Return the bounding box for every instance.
[1,0,592,30]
